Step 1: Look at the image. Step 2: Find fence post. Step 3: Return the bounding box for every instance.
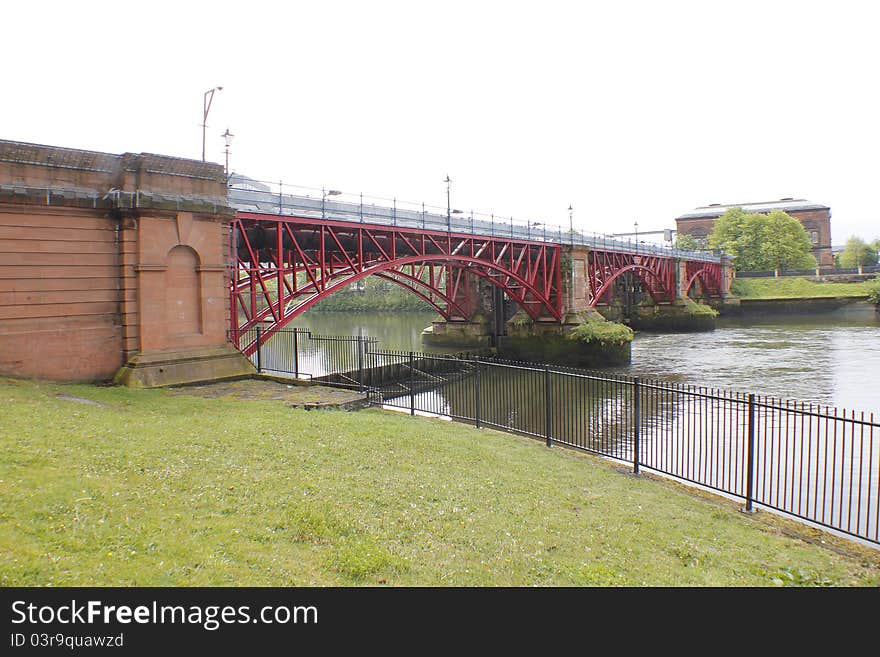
[743,393,757,513]
[357,335,364,392]
[633,377,640,474]
[255,325,262,374]
[293,329,299,378]
[544,365,552,447]
[368,339,376,391]
[474,356,481,429]
[409,351,415,416]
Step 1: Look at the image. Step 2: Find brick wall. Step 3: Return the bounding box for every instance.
[0,206,123,380]
[0,139,232,382]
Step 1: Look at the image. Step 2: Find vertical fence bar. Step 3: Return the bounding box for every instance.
[744,393,756,513]
[409,351,415,416]
[357,335,364,391]
[293,329,299,378]
[255,325,262,374]
[544,365,552,447]
[475,356,482,429]
[633,377,641,474]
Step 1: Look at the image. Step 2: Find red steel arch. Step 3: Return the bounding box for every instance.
[587,251,677,306]
[685,261,722,298]
[231,213,563,355]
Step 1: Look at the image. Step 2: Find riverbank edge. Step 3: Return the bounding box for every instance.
[717,296,876,317]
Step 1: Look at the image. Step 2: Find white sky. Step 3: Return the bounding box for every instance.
[2,0,878,245]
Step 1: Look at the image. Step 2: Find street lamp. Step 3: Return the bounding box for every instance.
[221,128,234,178]
[568,205,574,245]
[444,175,452,231]
[322,187,342,219]
[201,86,223,161]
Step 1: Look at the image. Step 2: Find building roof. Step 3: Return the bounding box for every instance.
[676,198,829,221]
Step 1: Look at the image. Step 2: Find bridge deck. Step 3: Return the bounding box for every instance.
[228,184,721,264]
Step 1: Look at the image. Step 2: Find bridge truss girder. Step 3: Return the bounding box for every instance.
[587,251,678,307]
[230,213,563,355]
[685,260,722,298]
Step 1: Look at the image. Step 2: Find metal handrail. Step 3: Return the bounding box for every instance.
[227,179,722,264]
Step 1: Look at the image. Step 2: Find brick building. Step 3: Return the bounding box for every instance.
[675,198,833,267]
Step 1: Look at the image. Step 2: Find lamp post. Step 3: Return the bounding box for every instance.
[568,205,574,245]
[322,187,342,219]
[222,128,234,178]
[201,86,223,161]
[444,175,452,231]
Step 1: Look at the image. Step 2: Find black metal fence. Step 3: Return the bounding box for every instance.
[231,329,880,545]
[371,352,879,545]
[736,265,879,278]
[235,327,379,386]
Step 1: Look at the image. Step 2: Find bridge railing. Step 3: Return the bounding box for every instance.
[228,178,721,264]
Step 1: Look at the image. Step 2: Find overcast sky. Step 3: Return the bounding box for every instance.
[3,0,878,244]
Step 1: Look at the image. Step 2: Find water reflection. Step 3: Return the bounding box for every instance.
[289,310,880,414]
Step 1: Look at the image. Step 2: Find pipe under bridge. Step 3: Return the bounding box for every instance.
[228,182,724,356]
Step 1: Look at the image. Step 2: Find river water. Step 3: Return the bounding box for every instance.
[291,308,880,416]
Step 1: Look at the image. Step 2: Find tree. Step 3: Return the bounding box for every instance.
[838,236,878,268]
[759,210,816,272]
[674,233,700,250]
[707,207,815,271]
[706,207,748,255]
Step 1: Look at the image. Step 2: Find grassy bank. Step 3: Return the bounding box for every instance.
[731,276,876,299]
[1,377,877,586]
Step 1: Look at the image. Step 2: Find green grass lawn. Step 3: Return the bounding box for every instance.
[1,377,878,586]
[731,276,875,299]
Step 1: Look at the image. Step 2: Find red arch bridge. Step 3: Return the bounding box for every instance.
[228,183,723,356]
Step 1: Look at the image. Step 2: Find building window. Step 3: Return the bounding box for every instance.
[810,231,819,244]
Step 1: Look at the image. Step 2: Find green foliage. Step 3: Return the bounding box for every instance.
[839,236,879,268]
[707,207,749,255]
[867,279,880,304]
[760,210,816,271]
[681,300,718,317]
[674,234,700,250]
[310,277,431,312]
[507,310,533,327]
[708,208,815,271]
[568,317,634,346]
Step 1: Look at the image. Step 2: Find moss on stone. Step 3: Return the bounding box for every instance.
[567,317,634,347]
[681,300,719,318]
[507,310,533,327]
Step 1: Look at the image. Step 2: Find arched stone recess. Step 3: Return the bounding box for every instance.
[165,245,203,336]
